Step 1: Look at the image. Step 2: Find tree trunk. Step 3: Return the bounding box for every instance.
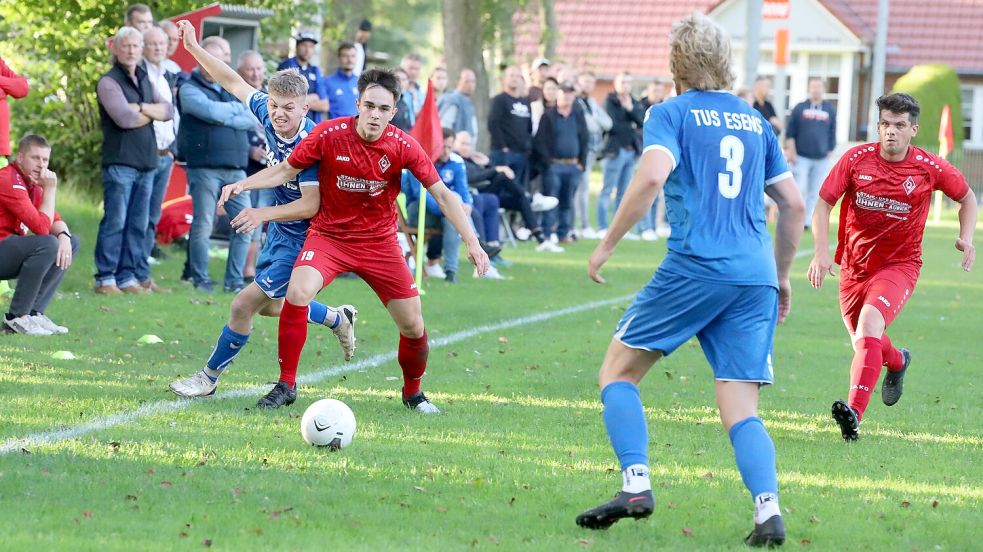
[442,0,492,151]
[538,0,556,59]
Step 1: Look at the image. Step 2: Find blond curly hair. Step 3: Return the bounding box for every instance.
[669,13,735,92]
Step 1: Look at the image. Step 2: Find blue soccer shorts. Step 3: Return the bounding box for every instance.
[254,225,303,299]
[614,268,779,384]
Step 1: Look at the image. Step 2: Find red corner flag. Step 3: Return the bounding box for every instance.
[411,80,443,162]
[939,104,954,159]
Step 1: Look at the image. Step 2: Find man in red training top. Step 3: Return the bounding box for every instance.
[221,68,490,410]
[808,93,977,441]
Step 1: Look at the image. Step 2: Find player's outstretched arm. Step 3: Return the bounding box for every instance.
[176,20,256,104]
[428,181,490,276]
[955,189,978,271]
[588,149,671,284]
[218,161,302,208]
[230,185,320,234]
[806,198,835,290]
[766,177,805,323]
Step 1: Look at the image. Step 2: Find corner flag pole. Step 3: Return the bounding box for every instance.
[932,104,954,225]
[414,191,428,291]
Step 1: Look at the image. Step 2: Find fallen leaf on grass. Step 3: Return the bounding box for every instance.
[931,499,939,509]
[160,481,172,489]
[800,539,812,546]
[414,486,426,492]
[83,510,92,518]
[577,538,592,547]
[125,495,138,501]
[900,501,911,508]
[681,527,693,537]
[702,471,713,480]
[202,538,212,547]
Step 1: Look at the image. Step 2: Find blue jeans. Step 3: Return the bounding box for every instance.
[94,164,155,287]
[471,193,501,242]
[792,155,832,226]
[136,153,174,282]
[542,163,582,238]
[597,148,636,230]
[187,167,250,289]
[408,200,463,276]
[490,150,530,193]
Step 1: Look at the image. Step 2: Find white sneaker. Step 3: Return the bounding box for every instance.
[475,265,506,280]
[549,233,559,244]
[596,228,608,239]
[536,240,565,253]
[531,193,560,212]
[656,225,672,238]
[169,370,217,398]
[514,227,532,241]
[403,392,441,414]
[623,232,641,241]
[424,263,447,279]
[580,227,599,240]
[31,313,68,334]
[330,305,358,361]
[3,314,52,336]
[640,229,659,241]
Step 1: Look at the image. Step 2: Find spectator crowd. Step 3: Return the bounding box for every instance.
[0,3,838,334]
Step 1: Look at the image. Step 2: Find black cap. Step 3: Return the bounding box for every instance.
[559,81,577,92]
[359,19,372,32]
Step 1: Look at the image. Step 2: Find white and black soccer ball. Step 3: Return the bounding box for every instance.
[300,398,356,450]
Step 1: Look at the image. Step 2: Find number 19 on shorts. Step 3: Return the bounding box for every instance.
[300,250,315,261]
[718,135,744,199]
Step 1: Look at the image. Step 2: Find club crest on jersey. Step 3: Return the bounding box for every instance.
[378,154,391,173]
[901,176,916,195]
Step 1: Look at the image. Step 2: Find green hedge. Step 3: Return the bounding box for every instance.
[891,63,964,155]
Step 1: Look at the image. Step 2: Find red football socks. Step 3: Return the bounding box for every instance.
[881,333,904,372]
[277,300,309,388]
[848,336,883,420]
[398,331,429,397]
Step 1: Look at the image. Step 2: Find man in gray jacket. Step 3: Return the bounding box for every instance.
[574,71,612,239]
[438,69,478,143]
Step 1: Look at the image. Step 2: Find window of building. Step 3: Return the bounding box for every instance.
[961,86,975,145]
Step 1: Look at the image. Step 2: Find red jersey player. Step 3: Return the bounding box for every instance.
[222,69,490,410]
[808,93,977,441]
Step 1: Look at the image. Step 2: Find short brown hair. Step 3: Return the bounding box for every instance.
[877,93,920,124]
[268,69,309,99]
[18,134,50,153]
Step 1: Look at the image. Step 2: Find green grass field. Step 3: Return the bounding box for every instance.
[1,193,981,550]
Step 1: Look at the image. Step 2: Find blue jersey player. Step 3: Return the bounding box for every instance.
[169,21,357,404]
[576,14,805,547]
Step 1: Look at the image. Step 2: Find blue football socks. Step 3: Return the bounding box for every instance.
[203,325,250,381]
[729,416,779,502]
[307,301,340,329]
[601,381,650,477]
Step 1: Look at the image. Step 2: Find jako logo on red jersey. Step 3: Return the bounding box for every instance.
[858,174,873,181]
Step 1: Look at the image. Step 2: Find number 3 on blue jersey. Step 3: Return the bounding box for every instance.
[718,135,744,199]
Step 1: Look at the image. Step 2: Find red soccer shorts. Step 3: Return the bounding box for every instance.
[294,233,418,305]
[839,266,917,334]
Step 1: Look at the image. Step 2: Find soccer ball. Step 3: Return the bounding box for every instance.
[300,398,356,450]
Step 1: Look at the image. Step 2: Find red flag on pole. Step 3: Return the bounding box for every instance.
[939,104,953,159]
[410,80,444,162]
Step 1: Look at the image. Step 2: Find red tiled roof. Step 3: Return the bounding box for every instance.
[513,0,717,78]
[823,0,983,73]
[515,0,983,78]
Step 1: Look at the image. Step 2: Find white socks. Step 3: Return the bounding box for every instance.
[754,492,781,524]
[622,464,651,493]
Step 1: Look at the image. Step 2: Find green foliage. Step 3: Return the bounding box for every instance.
[892,63,965,155]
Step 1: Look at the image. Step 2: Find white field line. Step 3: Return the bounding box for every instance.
[1,247,826,456]
[0,294,635,456]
